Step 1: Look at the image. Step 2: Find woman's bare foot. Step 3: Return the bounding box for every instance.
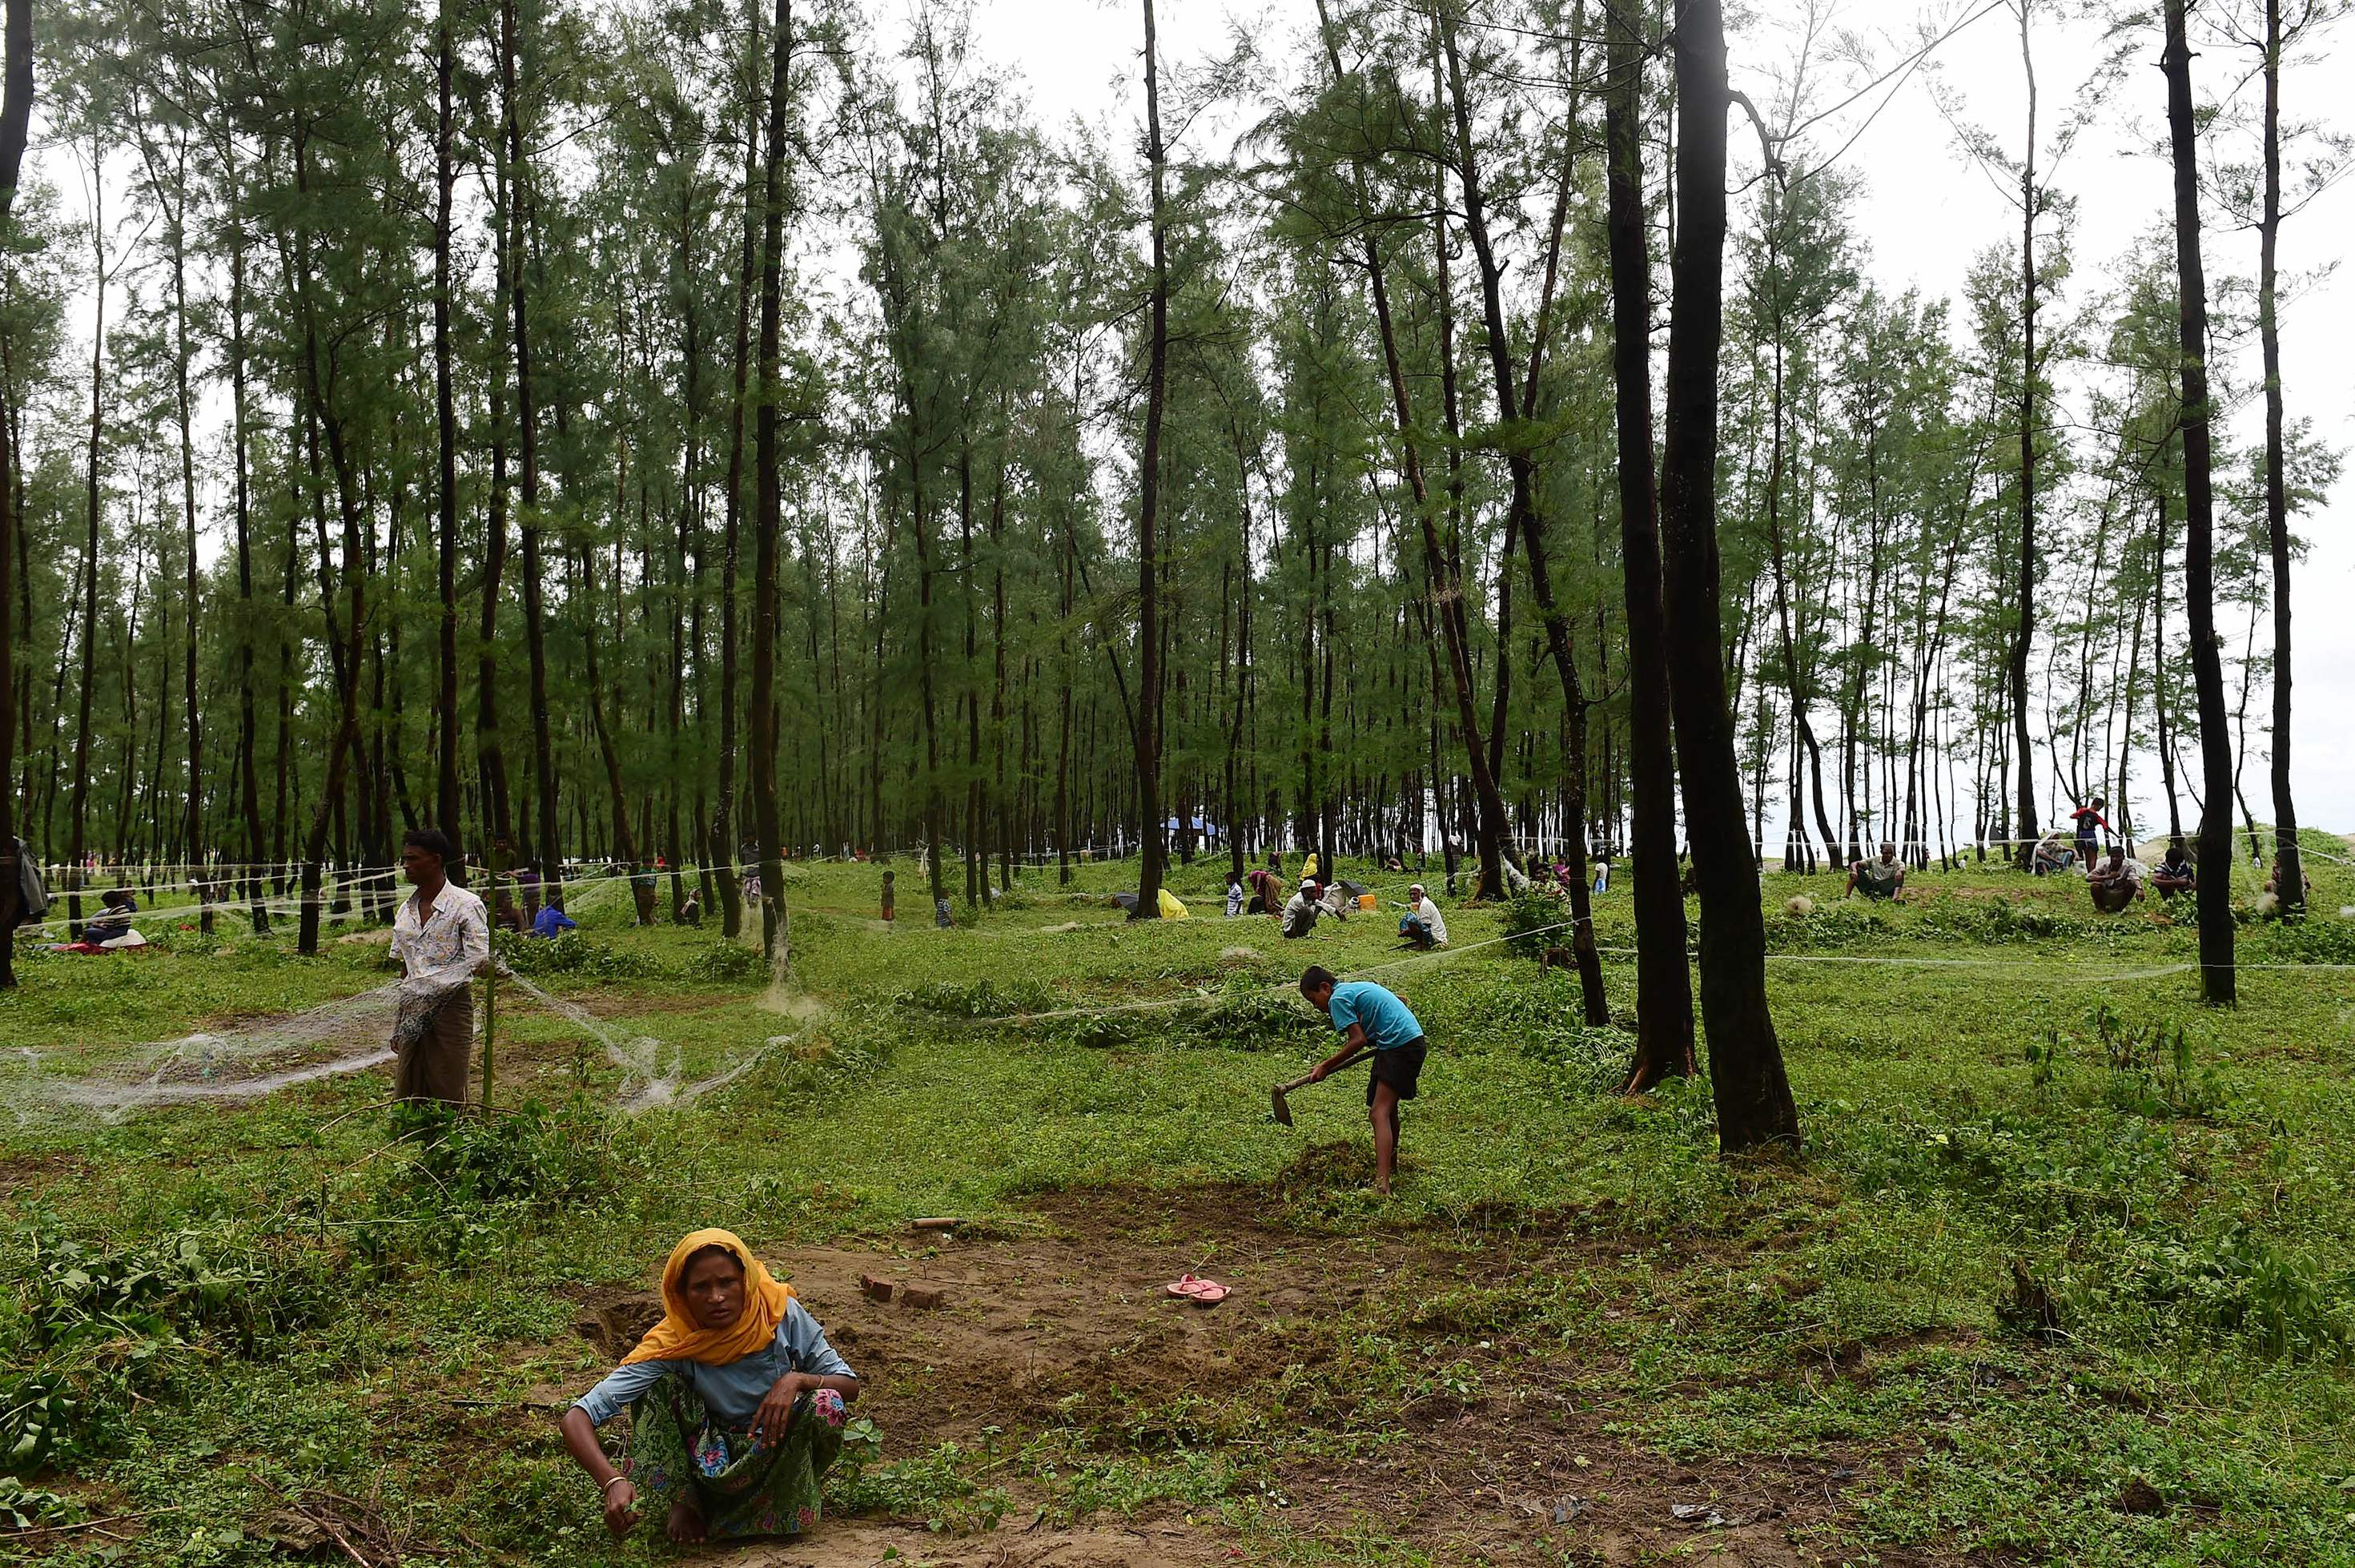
[666,1499,707,1543]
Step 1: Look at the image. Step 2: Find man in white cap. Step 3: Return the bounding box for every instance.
[1395,884,1448,951]
[1281,877,1322,939]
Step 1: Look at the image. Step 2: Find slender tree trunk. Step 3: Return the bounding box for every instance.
[2257,0,2301,912]
[148,134,206,923]
[502,0,561,907]
[223,154,269,931]
[712,0,761,939]
[1311,0,1509,899]
[750,0,793,955]
[1437,0,1605,1016]
[433,0,465,874]
[1658,0,1798,1152]
[66,156,107,939]
[578,537,646,918]
[289,135,368,957]
[1131,0,1170,919]
[2152,489,2183,840]
[2161,0,2236,1004]
[476,137,516,898]
[2010,0,2042,866]
[0,0,30,987]
[1605,0,1696,1085]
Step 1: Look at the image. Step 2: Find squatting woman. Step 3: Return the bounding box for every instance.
[561,1229,860,1543]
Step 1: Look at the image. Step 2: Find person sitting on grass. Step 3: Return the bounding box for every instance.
[2030,832,2075,878]
[2265,855,2312,901]
[1298,966,1429,1198]
[1394,883,1448,950]
[1282,878,1322,939]
[532,901,578,939]
[2152,839,2195,898]
[1845,842,1907,902]
[2088,846,2144,914]
[1245,866,1282,917]
[562,1230,860,1546]
[1225,872,1246,918]
[82,887,140,945]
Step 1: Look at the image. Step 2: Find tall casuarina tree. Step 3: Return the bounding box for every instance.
[0,0,31,989]
[2253,0,2316,914]
[432,0,464,878]
[2161,0,2236,1003]
[1657,0,1798,1151]
[1131,0,1170,920]
[2009,0,2044,868]
[1434,0,1606,1021]
[750,0,791,955]
[502,0,561,907]
[1605,0,1696,1088]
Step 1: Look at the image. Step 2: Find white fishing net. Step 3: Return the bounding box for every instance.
[6,959,814,1123]
[6,982,404,1120]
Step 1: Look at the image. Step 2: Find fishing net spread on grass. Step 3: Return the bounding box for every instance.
[6,967,813,1123]
[4,982,406,1120]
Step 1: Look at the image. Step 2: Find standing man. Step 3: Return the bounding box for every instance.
[390,828,490,1105]
[2069,797,2113,871]
[1298,966,1429,1197]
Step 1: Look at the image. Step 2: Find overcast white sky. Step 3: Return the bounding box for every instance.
[918,0,2355,841]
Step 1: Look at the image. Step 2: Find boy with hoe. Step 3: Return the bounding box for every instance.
[1298,966,1428,1196]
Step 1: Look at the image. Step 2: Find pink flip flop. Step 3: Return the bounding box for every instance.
[1165,1273,1230,1305]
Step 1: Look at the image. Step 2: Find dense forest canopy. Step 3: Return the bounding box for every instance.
[0,0,2341,947]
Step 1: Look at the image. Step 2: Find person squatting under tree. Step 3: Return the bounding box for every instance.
[2152,838,2196,898]
[390,828,489,1104]
[1846,842,1907,902]
[2088,845,2145,915]
[1298,966,1429,1198]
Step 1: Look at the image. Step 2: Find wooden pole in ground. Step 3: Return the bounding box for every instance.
[480,837,501,1111]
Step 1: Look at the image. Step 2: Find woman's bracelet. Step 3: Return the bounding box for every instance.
[601,1474,630,1497]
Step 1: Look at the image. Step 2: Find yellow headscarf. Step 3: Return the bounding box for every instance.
[620,1229,796,1367]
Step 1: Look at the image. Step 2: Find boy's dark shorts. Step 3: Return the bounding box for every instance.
[1368,1037,1428,1105]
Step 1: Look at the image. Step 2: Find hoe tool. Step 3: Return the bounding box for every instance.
[1270,1054,1368,1127]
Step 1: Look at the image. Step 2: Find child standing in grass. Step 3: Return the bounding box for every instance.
[880,869,896,923]
[1298,967,1428,1197]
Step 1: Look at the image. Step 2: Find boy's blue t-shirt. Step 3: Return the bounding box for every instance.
[1327,981,1424,1051]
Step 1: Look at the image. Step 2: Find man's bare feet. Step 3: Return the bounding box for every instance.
[666,1499,707,1543]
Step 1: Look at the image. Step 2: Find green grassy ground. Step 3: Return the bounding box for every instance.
[4,841,2354,1565]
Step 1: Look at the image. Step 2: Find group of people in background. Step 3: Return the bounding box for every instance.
[1847,796,2208,915]
[1212,854,1449,952]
